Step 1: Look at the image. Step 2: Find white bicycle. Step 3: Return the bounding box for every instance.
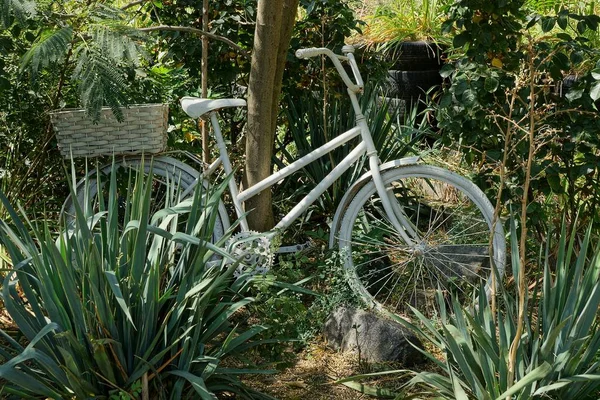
[63,45,506,315]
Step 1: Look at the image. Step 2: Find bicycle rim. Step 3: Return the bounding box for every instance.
[337,165,505,316]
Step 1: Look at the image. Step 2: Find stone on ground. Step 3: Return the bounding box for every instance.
[323,306,424,365]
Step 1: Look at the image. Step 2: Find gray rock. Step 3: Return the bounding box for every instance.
[323,306,424,365]
[430,244,489,280]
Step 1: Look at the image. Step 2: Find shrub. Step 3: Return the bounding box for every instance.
[437,0,600,232]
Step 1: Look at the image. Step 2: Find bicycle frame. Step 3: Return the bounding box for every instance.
[200,46,417,246]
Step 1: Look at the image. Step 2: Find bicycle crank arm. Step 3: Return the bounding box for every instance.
[277,241,312,254]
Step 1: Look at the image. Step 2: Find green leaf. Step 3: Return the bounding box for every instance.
[271,280,319,296]
[221,325,268,355]
[533,381,571,395]
[439,92,453,108]
[495,362,552,400]
[547,173,564,193]
[462,89,476,106]
[451,371,469,400]
[556,32,572,41]
[91,340,118,384]
[440,63,455,78]
[1,0,37,28]
[577,20,586,34]
[553,53,570,70]
[539,318,569,358]
[0,323,66,397]
[453,32,470,48]
[484,76,499,93]
[104,271,135,328]
[526,15,540,29]
[565,88,584,101]
[570,51,584,64]
[557,13,568,30]
[591,68,600,80]
[584,15,599,31]
[20,27,73,77]
[572,282,600,339]
[590,82,600,101]
[441,19,454,34]
[541,17,556,32]
[444,325,483,389]
[339,380,397,398]
[169,371,217,400]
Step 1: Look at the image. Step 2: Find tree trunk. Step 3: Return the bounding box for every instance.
[201,0,210,164]
[270,0,300,137]
[244,0,298,231]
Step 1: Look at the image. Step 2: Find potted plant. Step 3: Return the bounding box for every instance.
[360,0,451,117]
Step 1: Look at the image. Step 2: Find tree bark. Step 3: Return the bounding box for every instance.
[244,0,298,231]
[201,0,209,164]
[269,0,300,137]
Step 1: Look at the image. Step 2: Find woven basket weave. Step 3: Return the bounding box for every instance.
[50,104,168,159]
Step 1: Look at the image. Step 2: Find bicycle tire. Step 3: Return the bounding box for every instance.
[335,165,506,315]
[61,155,230,243]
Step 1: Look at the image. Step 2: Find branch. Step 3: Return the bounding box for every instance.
[138,25,250,59]
[489,113,530,136]
[121,0,146,11]
[539,108,599,123]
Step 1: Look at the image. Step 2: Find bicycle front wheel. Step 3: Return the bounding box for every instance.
[336,165,505,315]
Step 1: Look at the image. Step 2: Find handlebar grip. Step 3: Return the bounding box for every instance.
[295,48,324,59]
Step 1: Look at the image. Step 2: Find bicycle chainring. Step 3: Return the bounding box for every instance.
[226,231,274,278]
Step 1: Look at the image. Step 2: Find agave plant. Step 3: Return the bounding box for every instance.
[0,161,275,399]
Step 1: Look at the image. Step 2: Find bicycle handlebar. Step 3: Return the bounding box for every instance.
[295,46,364,93]
[295,47,327,59]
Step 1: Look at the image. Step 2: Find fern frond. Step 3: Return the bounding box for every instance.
[90,23,147,67]
[20,26,73,79]
[89,3,128,21]
[85,3,148,68]
[1,0,37,28]
[73,46,128,122]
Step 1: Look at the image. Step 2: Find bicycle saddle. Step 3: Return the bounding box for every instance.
[180,97,247,119]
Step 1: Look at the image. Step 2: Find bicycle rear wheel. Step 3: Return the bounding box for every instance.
[335,165,505,315]
[61,156,230,243]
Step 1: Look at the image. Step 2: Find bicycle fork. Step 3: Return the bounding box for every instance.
[351,91,419,249]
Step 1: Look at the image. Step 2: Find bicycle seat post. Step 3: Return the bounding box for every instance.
[208,111,250,232]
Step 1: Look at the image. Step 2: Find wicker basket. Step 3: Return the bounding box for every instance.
[50,104,168,159]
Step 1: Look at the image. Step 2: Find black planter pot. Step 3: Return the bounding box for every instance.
[387,69,443,100]
[383,41,445,123]
[387,40,444,101]
[390,40,445,71]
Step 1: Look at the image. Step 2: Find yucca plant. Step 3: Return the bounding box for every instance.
[397,217,600,399]
[337,217,600,399]
[0,162,275,399]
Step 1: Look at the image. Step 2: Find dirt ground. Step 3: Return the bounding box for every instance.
[248,342,360,400]
[245,339,415,400]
